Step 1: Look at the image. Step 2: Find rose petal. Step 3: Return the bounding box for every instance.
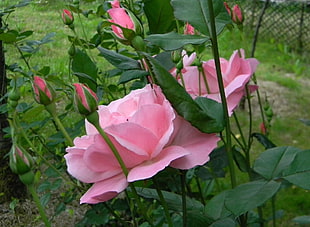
[169,116,220,169]
[80,173,128,204]
[127,146,190,182]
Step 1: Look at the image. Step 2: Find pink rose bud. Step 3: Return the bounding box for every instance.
[73,83,98,116]
[62,9,74,25]
[110,0,120,8]
[32,76,56,106]
[9,145,34,175]
[107,3,143,44]
[184,22,195,35]
[224,2,232,17]
[232,4,243,25]
[260,122,267,135]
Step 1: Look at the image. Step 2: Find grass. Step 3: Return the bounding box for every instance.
[1,0,310,226]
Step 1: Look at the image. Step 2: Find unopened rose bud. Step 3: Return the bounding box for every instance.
[62,9,74,26]
[107,3,143,44]
[260,122,267,135]
[9,145,34,175]
[232,5,244,25]
[171,50,182,64]
[224,2,232,17]
[73,83,98,116]
[32,76,56,106]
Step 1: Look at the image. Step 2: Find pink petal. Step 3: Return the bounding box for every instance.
[85,134,148,171]
[169,116,220,169]
[105,122,159,156]
[129,103,175,157]
[80,173,128,204]
[65,136,114,183]
[127,146,190,182]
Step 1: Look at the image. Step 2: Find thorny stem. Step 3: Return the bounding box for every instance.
[153,177,173,227]
[207,0,237,188]
[45,103,74,147]
[180,170,187,227]
[28,184,51,227]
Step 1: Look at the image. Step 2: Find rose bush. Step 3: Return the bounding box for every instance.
[65,84,219,204]
[173,49,259,115]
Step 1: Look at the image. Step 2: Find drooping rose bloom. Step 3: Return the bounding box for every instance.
[65,84,219,204]
[173,49,259,115]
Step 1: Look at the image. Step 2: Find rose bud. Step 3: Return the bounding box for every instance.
[9,145,34,175]
[32,76,56,106]
[62,9,74,26]
[73,83,98,116]
[232,4,244,25]
[107,3,143,44]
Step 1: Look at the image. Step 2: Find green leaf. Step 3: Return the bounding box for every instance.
[299,118,310,126]
[144,54,224,133]
[98,47,141,70]
[204,190,231,220]
[253,146,302,180]
[292,215,310,224]
[232,146,248,172]
[143,0,176,34]
[136,187,204,212]
[225,180,281,216]
[195,97,225,130]
[171,0,231,36]
[146,32,209,51]
[209,218,236,227]
[71,48,98,90]
[252,132,276,149]
[118,70,149,84]
[40,192,51,207]
[0,31,18,43]
[282,149,310,189]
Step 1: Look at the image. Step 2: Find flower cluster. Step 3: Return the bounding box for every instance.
[65,84,219,204]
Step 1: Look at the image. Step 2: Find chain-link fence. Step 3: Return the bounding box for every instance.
[230,0,310,52]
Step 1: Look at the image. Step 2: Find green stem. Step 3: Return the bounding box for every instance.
[195,176,205,205]
[180,170,187,227]
[103,203,129,227]
[153,178,173,227]
[28,184,51,227]
[207,0,236,188]
[86,112,154,226]
[199,65,211,94]
[87,112,129,176]
[45,104,73,147]
[233,113,247,149]
[271,195,276,227]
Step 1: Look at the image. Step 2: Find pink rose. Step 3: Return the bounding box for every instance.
[65,84,219,204]
[176,49,259,115]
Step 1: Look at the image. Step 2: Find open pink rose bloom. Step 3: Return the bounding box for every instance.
[65,84,219,204]
[173,49,259,115]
